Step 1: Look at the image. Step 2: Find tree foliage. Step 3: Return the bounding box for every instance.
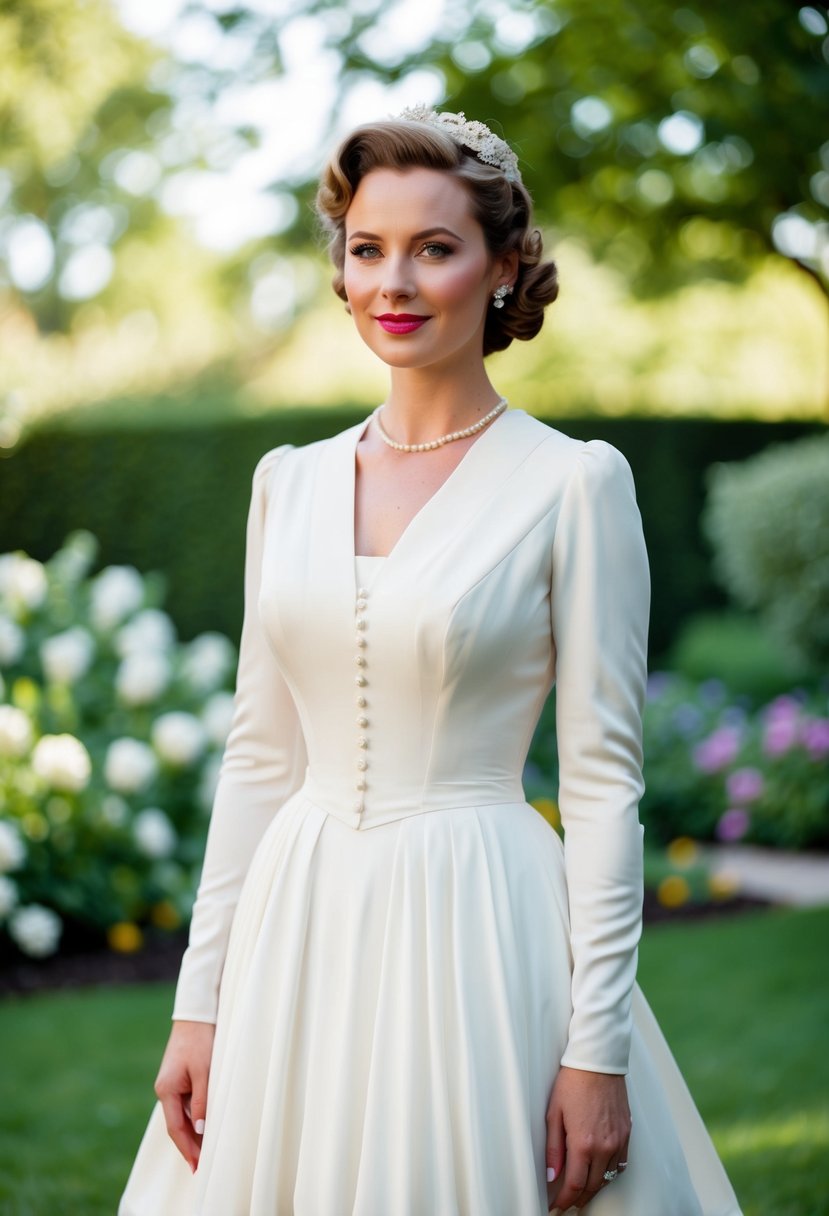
[209,0,829,297]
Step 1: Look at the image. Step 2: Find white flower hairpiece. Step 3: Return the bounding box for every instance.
[396,105,522,183]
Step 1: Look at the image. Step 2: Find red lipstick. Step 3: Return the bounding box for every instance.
[375,314,430,334]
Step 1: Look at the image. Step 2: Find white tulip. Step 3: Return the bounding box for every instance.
[0,874,18,919]
[116,651,171,706]
[0,615,25,664]
[152,712,207,767]
[116,608,176,657]
[31,733,92,793]
[90,565,144,631]
[105,737,158,794]
[9,903,62,957]
[40,626,95,685]
[181,632,235,691]
[0,554,48,614]
[202,692,235,747]
[0,821,25,872]
[133,807,178,859]
[0,705,33,758]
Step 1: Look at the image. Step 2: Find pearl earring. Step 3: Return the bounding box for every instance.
[492,284,512,309]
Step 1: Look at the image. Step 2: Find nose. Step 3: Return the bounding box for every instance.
[380,253,416,302]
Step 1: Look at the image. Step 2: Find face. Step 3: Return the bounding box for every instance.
[342,166,515,372]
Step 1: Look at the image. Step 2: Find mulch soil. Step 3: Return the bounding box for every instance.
[0,892,772,999]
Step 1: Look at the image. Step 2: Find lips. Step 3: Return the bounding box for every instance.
[375,314,430,335]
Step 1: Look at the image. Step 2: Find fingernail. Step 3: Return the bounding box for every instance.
[547,1166,557,1182]
[195,1119,205,1134]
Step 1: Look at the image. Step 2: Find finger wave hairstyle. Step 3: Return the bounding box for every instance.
[315,118,559,356]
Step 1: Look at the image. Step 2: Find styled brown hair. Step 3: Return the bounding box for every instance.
[315,118,559,356]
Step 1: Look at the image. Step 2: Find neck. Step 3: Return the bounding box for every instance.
[382,364,503,446]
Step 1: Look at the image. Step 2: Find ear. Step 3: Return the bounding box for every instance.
[491,248,520,292]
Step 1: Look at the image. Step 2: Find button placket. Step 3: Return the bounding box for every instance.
[353,585,371,819]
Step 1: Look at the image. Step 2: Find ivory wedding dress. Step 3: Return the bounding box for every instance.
[119,408,742,1215]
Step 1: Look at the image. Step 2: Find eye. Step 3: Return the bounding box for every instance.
[348,242,381,259]
[420,241,452,258]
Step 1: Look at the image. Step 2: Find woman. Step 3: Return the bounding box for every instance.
[119,107,742,1214]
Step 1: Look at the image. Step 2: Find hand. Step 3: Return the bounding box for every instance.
[154,1019,216,1173]
[546,1066,631,1211]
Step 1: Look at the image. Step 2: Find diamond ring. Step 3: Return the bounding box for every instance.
[603,1168,619,1182]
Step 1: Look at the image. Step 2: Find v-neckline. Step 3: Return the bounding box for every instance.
[349,406,514,564]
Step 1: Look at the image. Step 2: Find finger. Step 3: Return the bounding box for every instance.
[552,1151,591,1212]
[159,1092,200,1172]
[545,1104,566,1191]
[618,1129,631,1173]
[190,1063,210,1139]
[572,1153,613,1210]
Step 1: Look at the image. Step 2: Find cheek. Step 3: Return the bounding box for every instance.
[432,261,489,309]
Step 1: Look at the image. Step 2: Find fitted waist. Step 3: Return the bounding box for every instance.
[299,770,526,831]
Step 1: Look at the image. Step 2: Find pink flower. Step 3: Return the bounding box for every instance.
[763,716,799,758]
[692,726,742,774]
[725,766,765,805]
[800,717,829,761]
[716,807,751,842]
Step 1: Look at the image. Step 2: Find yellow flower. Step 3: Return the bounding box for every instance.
[107,922,144,953]
[11,677,40,713]
[531,797,560,829]
[657,875,691,908]
[150,900,181,930]
[666,836,699,869]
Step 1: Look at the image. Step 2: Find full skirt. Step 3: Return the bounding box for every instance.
[119,795,742,1215]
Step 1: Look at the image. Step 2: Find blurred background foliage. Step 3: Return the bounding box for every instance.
[0,0,827,445]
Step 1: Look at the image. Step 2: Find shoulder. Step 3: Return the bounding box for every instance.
[513,411,636,496]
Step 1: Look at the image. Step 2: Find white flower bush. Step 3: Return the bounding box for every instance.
[0,532,239,960]
[0,705,33,758]
[152,712,207,767]
[0,822,25,872]
[9,904,62,957]
[32,734,92,793]
[104,738,159,793]
[40,626,95,685]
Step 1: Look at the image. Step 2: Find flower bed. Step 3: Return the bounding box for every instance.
[0,533,238,961]
[642,673,829,850]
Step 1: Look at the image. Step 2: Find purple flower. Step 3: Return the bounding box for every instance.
[800,717,829,761]
[646,672,675,702]
[692,726,742,774]
[725,766,765,805]
[672,703,704,736]
[716,807,751,842]
[698,678,727,707]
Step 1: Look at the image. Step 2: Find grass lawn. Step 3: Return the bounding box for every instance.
[0,905,826,1216]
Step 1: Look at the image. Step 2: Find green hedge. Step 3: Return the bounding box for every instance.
[0,410,821,658]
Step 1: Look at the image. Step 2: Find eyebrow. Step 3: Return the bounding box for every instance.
[347,227,465,243]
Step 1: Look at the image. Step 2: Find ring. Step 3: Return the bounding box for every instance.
[618,1161,628,1171]
[603,1169,619,1182]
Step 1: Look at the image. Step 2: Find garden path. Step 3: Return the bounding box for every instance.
[700,843,829,907]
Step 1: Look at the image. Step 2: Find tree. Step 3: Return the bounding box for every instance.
[177,0,829,300]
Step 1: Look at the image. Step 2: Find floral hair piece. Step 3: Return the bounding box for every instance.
[396,105,522,183]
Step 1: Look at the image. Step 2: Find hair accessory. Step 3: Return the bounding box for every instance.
[492,284,512,309]
[396,105,522,182]
[373,397,508,452]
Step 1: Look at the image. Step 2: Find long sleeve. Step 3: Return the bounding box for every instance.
[550,439,650,1074]
[172,445,308,1023]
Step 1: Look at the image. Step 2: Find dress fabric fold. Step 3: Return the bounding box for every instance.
[119,410,742,1216]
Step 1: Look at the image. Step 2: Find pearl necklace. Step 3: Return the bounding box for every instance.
[374,397,508,453]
